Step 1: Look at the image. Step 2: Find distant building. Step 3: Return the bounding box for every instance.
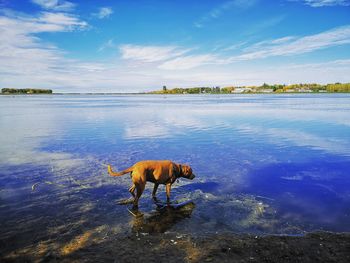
[297,88,312,93]
[232,87,253,93]
[260,89,274,93]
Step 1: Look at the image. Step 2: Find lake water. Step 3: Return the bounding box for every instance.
[1,94,350,249]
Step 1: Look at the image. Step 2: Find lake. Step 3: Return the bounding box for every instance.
[1,94,350,247]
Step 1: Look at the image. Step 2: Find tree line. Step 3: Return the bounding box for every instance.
[151,83,350,94]
[326,83,350,93]
[1,88,53,94]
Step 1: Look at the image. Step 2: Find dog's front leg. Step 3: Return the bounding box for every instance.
[152,183,159,198]
[166,183,171,203]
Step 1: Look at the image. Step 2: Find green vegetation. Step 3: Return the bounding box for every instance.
[326,83,350,93]
[1,88,53,94]
[1,83,349,95]
[151,86,223,94]
[150,83,350,94]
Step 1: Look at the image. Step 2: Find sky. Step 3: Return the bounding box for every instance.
[0,0,350,92]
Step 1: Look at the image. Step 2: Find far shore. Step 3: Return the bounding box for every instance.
[1,83,350,95]
[2,92,350,96]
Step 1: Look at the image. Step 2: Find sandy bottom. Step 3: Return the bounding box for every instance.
[1,231,349,263]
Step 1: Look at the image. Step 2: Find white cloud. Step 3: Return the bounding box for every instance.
[230,25,350,61]
[157,57,350,87]
[0,11,88,34]
[229,59,350,85]
[0,11,94,90]
[119,44,190,63]
[0,11,87,77]
[36,12,88,30]
[98,39,117,52]
[0,10,349,93]
[222,42,248,51]
[244,15,286,36]
[119,44,223,70]
[121,25,350,71]
[289,59,350,69]
[0,11,165,92]
[94,7,113,19]
[243,36,296,52]
[31,0,75,11]
[159,54,220,70]
[302,0,350,7]
[195,0,258,28]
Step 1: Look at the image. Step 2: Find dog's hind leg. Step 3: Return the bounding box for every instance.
[114,184,136,205]
[166,183,172,203]
[133,184,145,209]
[129,184,136,198]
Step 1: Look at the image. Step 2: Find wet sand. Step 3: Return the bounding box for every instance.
[1,231,349,262]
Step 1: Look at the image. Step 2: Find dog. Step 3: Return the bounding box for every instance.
[107,160,195,208]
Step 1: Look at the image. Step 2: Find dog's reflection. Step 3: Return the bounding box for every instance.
[130,199,196,234]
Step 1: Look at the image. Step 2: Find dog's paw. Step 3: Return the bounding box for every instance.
[127,208,143,218]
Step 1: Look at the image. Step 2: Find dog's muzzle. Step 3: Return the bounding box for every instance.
[189,174,196,180]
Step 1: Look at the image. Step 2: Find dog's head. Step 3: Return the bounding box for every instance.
[180,164,195,180]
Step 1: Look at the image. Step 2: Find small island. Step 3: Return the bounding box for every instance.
[1,88,53,94]
[150,83,350,94]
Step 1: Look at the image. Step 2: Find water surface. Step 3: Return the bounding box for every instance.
[1,94,350,251]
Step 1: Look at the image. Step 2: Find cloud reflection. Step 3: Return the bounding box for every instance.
[235,124,350,157]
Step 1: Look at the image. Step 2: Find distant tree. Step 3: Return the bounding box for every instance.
[1,88,52,94]
[221,87,234,93]
[327,83,350,93]
[188,87,200,94]
[148,82,350,94]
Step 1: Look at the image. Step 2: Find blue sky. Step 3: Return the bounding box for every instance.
[1,0,350,92]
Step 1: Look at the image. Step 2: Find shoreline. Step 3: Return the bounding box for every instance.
[2,231,349,262]
[1,92,350,96]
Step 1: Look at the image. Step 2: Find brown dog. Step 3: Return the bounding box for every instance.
[107,160,195,208]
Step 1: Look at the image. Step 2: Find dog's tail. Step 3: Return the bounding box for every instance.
[107,164,133,177]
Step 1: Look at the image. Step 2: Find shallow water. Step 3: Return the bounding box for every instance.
[1,94,350,250]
